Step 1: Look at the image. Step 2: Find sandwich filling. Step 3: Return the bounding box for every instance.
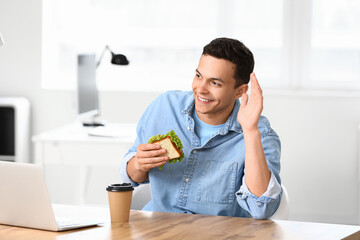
[148,130,185,169]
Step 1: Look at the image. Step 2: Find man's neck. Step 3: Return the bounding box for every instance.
[195,109,232,126]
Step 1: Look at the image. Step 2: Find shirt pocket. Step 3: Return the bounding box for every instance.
[197,160,238,204]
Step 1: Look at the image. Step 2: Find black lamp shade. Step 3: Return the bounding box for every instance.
[111,53,129,65]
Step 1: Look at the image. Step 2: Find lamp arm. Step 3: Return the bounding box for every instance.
[96,45,112,68]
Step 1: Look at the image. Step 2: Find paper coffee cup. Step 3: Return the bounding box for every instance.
[106,183,134,222]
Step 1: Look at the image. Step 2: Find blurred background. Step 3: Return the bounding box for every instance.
[1,0,360,225]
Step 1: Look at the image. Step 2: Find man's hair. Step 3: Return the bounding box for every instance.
[202,37,254,87]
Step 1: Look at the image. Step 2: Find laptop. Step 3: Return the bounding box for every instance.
[0,161,105,231]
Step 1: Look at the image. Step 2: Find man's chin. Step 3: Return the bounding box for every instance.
[194,107,211,115]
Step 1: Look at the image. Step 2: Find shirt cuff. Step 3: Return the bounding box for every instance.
[119,152,150,187]
[237,171,281,201]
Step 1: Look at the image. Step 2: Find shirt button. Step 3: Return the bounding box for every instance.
[185,178,190,182]
[192,150,197,154]
[257,201,264,207]
[187,126,191,131]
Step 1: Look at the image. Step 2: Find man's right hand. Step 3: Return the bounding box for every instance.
[126,143,169,183]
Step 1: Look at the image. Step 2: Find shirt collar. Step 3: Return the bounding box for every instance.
[224,99,243,134]
[182,92,243,134]
[182,91,195,115]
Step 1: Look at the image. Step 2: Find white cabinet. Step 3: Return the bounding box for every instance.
[33,123,136,166]
[32,122,136,205]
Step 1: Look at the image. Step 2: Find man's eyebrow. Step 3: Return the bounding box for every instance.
[196,69,224,83]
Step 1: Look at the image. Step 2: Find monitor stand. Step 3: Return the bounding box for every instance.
[82,122,105,127]
[81,116,106,127]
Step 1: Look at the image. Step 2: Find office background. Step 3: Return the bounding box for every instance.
[1,0,360,226]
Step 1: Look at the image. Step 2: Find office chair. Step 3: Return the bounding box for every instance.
[131,184,152,210]
[270,185,290,220]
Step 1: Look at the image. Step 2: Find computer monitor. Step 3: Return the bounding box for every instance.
[77,54,104,127]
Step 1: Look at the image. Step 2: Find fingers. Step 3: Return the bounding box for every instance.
[137,155,169,172]
[249,73,264,111]
[250,72,259,86]
[250,73,263,96]
[137,143,168,157]
[241,93,249,106]
[137,155,168,165]
[135,143,169,171]
[138,159,168,172]
[138,143,161,151]
[137,146,167,158]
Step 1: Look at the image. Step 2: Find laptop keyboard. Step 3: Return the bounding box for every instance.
[52,204,107,230]
[56,219,82,228]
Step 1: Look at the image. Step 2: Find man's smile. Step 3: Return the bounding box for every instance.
[197,96,214,103]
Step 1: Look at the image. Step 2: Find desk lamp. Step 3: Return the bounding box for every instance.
[97,45,129,67]
[0,33,4,46]
[78,46,129,128]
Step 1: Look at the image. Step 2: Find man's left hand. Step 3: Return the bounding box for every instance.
[237,73,263,132]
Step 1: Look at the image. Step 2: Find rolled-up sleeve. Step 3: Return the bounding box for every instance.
[119,152,140,187]
[236,171,282,219]
[236,120,282,219]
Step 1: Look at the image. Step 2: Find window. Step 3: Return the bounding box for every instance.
[231,0,284,88]
[309,0,360,90]
[42,0,360,92]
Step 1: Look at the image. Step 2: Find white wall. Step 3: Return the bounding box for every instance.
[1,0,360,225]
[263,91,360,225]
[0,0,75,136]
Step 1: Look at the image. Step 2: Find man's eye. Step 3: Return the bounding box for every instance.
[212,81,220,86]
[196,74,201,79]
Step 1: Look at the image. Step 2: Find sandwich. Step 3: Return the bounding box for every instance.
[148,130,185,169]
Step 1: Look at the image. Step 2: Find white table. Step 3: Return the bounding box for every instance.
[32,122,137,166]
[32,122,137,204]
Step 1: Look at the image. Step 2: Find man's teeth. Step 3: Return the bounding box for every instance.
[198,96,212,102]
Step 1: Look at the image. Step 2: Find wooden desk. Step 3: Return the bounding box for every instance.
[1,210,359,240]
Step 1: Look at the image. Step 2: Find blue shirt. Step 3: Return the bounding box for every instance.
[193,109,225,145]
[119,90,282,219]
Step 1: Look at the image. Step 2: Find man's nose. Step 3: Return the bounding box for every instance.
[196,80,208,93]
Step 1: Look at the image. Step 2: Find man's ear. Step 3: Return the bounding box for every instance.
[235,84,248,98]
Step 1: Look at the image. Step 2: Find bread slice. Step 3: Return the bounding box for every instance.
[152,136,181,159]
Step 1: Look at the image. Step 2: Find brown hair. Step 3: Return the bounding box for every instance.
[202,37,254,87]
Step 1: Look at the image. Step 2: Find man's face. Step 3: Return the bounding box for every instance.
[192,55,246,125]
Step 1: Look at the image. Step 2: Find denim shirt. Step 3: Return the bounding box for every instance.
[119,90,282,219]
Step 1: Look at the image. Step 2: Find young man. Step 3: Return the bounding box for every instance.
[120,37,282,219]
